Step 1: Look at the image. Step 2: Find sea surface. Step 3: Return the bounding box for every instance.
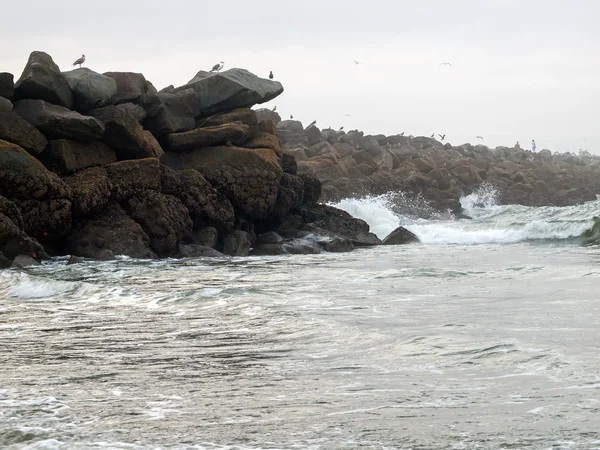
[1,188,599,450]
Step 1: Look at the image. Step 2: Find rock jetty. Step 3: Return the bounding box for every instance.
[1,51,382,268]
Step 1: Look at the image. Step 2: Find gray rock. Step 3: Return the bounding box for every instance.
[12,255,41,267]
[323,237,354,253]
[115,102,147,123]
[173,68,283,117]
[282,153,298,174]
[143,89,199,136]
[0,251,10,269]
[177,244,226,258]
[249,243,289,256]
[254,107,281,124]
[222,230,250,256]
[164,122,250,151]
[62,68,117,112]
[193,227,219,248]
[13,51,73,108]
[0,72,14,100]
[282,239,323,255]
[382,226,419,245]
[67,255,85,265]
[305,125,322,146]
[277,120,308,149]
[103,72,155,104]
[14,99,104,142]
[256,231,284,246]
[40,140,117,175]
[0,106,48,156]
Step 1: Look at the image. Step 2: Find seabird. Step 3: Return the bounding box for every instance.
[439,62,452,67]
[476,136,484,140]
[430,133,435,138]
[339,126,344,131]
[308,120,317,127]
[272,106,277,112]
[353,60,363,65]
[290,115,293,119]
[72,54,85,68]
[210,61,225,72]
[344,114,352,117]
[400,132,404,136]
[438,134,446,140]
[269,71,273,80]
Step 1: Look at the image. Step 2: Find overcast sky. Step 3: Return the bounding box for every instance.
[2,0,599,153]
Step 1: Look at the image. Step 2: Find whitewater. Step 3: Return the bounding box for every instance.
[1,188,599,449]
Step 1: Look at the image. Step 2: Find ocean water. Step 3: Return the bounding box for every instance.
[1,189,599,450]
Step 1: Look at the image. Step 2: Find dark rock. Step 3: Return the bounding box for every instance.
[88,105,163,160]
[0,251,10,269]
[40,140,117,175]
[159,85,175,94]
[196,107,258,129]
[254,108,281,124]
[125,190,193,257]
[382,227,419,245]
[177,244,226,258]
[160,165,235,234]
[0,196,24,229]
[193,226,219,248]
[161,145,282,220]
[164,122,250,151]
[249,243,288,256]
[271,173,304,219]
[0,72,14,100]
[243,132,283,158]
[305,125,322,146]
[187,71,211,83]
[67,255,85,265]
[62,68,117,112]
[282,153,298,175]
[257,119,277,135]
[0,106,48,156]
[173,68,283,117]
[106,158,161,201]
[143,89,199,136]
[0,139,72,200]
[12,255,41,267]
[298,173,322,205]
[222,230,251,256]
[63,167,112,217]
[323,237,354,253]
[256,231,284,246]
[14,99,104,142]
[103,72,155,105]
[13,51,73,108]
[115,102,147,122]
[18,198,71,242]
[65,203,156,260]
[0,213,48,261]
[282,239,323,255]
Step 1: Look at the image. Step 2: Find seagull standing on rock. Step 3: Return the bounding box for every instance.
[269,71,274,80]
[308,120,317,127]
[210,61,224,72]
[72,54,85,68]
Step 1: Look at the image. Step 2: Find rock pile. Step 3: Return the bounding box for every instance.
[1,51,384,267]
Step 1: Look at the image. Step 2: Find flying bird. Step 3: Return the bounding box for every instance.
[72,54,85,68]
[344,114,352,117]
[439,62,452,67]
[438,134,445,140]
[210,61,225,72]
[476,136,484,140]
[353,60,363,65]
[269,71,273,80]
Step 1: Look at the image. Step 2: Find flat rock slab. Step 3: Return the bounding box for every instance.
[14,99,104,142]
[164,122,250,151]
[41,139,117,175]
[0,106,48,156]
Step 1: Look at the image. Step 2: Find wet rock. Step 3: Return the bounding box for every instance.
[63,167,112,217]
[282,153,298,175]
[0,72,14,100]
[62,68,117,112]
[164,122,250,151]
[14,99,104,142]
[13,51,73,108]
[255,231,284,246]
[382,227,419,245]
[67,255,85,265]
[282,239,323,255]
[106,158,161,201]
[249,243,288,256]
[88,105,163,160]
[323,237,354,253]
[12,255,41,267]
[193,226,219,248]
[40,140,117,175]
[270,173,304,219]
[0,196,24,230]
[0,106,48,156]
[0,213,48,261]
[177,244,226,258]
[222,230,251,256]
[18,198,72,242]
[276,120,307,149]
[298,173,322,205]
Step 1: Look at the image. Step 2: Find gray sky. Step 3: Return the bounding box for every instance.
[3,0,599,153]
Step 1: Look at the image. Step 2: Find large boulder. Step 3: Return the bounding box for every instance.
[13,52,73,108]
[105,158,161,201]
[243,132,282,158]
[282,153,298,175]
[221,230,251,256]
[65,203,156,260]
[63,167,112,217]
[161,145,283,219]
[164,122,250,151]
[382,227,419,245]
[305,125,323,146]
[0,195,24,229]
[62,68,117,112]
[17,198,72,242]
[40,140,117,175]
[0,72,14,100]
[0,106,48,156]
[125,190,193,257]
[298,173,322,205]
[160,165,235,234]
[103,72,155,105]
[277,120,307,148]
[0,139,71,200]
[14,99,104,142]
[254,108,281,124]
[0,213,48,261]
[173,68,283,117]
[270,173,304,219]
[143,89,199,136]
[88,105,163,159]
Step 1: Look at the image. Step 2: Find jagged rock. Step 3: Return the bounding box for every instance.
[254,108,281,124]
[221,230,251,256]
[298,173,322,205]
[115,102,147,122]
[270,173,304,219]
[173,68,283,117]
[125,190,193,257]
[0,213,48,261]
[0,251,10,269]
[17,198,71,242]
[65,203,156,260]
[103,72,155,105]
[0,196,24,229]
[193,226,219,248]
[164,122,250,151]
[160,165,235,233]
[159,85,175,94]
[40,140,117,175]
[0,106,48,156]
[143,89,199,136]
[255,231,283,246]
[63,167,112,217]
[277,120,307,149]
[249,243,288,256]
[257,119,278,135]
[161,145,282,220]
[284,148,308,162]
[14,99,104,142]
[88,105,163,159]
[12,255,41,267]
[243,132,282,157]
[0,139,72,200]
[196,107,258,129]
[177,244,225,258]
[282,153,298,175]
[13,51,73,108]
[382,227,419,245]
[0,72,14,100]
[106,158,161,201]
[62,68,117,112]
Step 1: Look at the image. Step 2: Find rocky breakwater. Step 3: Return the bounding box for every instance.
[1,51,386,268]
[273,118,600,213]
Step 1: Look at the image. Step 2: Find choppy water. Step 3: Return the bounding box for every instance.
[1,190,600,449]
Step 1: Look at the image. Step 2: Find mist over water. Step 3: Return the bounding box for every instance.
[1,190,600,449]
